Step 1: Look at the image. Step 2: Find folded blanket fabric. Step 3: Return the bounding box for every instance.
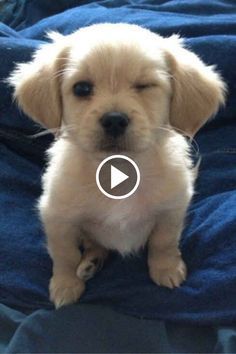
[0,0,236,324]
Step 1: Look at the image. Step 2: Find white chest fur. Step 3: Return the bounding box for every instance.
[81,193,157,254]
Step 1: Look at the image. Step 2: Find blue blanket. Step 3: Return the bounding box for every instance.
[0,0,236,324]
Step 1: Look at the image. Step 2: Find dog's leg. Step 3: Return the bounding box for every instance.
[45,220,85,308]
[76,239,108,281]
[148,208,187,288]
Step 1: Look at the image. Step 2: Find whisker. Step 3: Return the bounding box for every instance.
[29,124,77,138]
[155,125,200,158]
[50,68,77,81]
[156,70,174,80]
[29,128,60,138]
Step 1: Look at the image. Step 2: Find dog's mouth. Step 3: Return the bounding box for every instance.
[98,137,131,153]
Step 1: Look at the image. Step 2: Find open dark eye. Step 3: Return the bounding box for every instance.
[134,83,157,91]
[73,81,93,97]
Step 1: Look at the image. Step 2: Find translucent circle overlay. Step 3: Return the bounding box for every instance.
[96,154,140,199]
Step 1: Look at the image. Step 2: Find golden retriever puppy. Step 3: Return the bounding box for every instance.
[9,23,226,308]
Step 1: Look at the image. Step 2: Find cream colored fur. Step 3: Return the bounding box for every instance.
[9,23,226,308]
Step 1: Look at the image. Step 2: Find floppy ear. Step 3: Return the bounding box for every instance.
[165,36,226,136]
[9,34,68,129]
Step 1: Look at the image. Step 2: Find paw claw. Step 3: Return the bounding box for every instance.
[149,257,187,289]
[76,257,104,281]
[50,275,85,308]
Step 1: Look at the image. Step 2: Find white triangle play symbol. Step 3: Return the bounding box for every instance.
[110,165,129,189]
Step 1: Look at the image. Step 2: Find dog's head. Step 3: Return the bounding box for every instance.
[9,23,226,154]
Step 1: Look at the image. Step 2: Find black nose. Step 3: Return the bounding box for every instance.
[100,112,129,138]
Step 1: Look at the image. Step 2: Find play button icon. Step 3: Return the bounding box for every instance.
[111,165,129,189]
[96,155,140,199]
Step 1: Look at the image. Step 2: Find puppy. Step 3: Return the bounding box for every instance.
[9,23,226,308]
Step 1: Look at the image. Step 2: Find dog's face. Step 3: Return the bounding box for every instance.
[9,23,226,154]
[61,26,172,153]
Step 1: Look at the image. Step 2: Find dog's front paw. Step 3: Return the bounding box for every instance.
[49,275,85,308]
[148,256,187,289]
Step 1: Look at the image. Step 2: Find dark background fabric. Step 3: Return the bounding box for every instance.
[0,0,236,327]
[1,302,236,354]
